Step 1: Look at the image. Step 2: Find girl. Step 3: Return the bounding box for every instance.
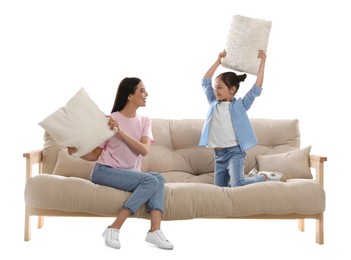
[199,50,285,187]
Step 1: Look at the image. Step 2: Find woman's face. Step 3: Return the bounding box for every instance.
[129,81,148,107]
[214,78,236,101]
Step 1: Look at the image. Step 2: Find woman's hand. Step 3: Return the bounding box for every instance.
[107,116,120,132]
[67,146,78,156]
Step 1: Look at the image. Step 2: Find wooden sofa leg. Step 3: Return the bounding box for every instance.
[24,206,31,241]
[298,219,305,232]
[316,213,324,244]
[38,216,44,228]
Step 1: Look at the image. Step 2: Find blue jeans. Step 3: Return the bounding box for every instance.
[91,163,164,215]
[214,146,265,187]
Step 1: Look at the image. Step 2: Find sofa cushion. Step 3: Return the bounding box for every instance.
[221,15,272,75]
[142,119,215,175]
[39,87,114,157]
[53,149,95,180]
[25,175,325,218]
[245,119,300,174]
[256,146,312,179]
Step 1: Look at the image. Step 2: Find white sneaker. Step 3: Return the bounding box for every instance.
[145,230,174,250]
[102,227,121,249]
[258,171,286,182]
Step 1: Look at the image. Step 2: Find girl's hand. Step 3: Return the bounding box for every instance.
[67,147,78,156]
[257,50,266,60]
[218,50,226,61]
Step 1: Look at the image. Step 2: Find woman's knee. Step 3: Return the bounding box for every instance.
[143,174,160,189]
[152,172,165,183]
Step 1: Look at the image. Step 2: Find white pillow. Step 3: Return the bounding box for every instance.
[256,146,312,180]
[39,87,115,157]
[221,15,272,75]
[53,148,96,180]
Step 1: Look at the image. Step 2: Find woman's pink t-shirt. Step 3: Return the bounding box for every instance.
[97,112,154,171]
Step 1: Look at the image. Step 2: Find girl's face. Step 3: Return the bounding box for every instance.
[214,78,236,101]
[129,81,148,107]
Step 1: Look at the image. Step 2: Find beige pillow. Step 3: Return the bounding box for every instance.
[53,149,96,180]
[221,15,272,75]
[256,146,312,180]
[39,87,115,157]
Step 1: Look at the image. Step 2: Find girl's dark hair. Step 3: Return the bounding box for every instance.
[216,72,247,90]
[111,77,141,113]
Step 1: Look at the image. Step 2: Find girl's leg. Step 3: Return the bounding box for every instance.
[214,151,230,187]
[228,147,265,187]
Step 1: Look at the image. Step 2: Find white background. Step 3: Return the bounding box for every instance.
[1,0,350,259]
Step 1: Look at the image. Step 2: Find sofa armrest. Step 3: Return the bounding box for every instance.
[309,154,327,187]
[23,149,43,182]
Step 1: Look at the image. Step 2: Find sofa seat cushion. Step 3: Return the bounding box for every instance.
[25,175,325,219]
[161,171,214,184]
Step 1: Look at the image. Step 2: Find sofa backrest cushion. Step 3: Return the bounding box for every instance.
[42,118,301,181]
[244,118,301,174]
[141,119,215,175]
[141,118,301,176]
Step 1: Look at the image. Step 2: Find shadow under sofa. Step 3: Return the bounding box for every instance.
[23,118,327,244]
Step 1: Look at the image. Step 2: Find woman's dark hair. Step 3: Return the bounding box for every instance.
[216,72,247,91]
[111,77,141,113]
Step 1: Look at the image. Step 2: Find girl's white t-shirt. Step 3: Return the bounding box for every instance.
[208,101,238,148]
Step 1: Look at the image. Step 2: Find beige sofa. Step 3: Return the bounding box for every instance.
[23,118,327,244]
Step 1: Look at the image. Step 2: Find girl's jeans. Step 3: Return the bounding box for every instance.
[214,145,265,187]
[91,163,164,215]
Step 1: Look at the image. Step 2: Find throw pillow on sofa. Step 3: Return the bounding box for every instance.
[221,15,272,75]
[39,87,115,157]
[53,148,95,180]
[256,146,312,180]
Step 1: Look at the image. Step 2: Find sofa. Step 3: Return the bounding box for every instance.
[23,118,327,244]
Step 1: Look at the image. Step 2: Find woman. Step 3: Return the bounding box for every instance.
[68,77,173,250]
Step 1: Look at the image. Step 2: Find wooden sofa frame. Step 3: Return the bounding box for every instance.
[23,149,327,244]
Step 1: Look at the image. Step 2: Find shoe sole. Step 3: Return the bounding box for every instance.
[145,238,174,250]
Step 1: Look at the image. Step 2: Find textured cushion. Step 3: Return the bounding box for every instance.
[53,149,95,180]
[141,119,215,175]
[25,176,325,218]
[221,15,272,75]
[256,146,312,180]
[39,87,114,157]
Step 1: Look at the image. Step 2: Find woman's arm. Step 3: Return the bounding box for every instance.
[80,147,103,161]
[67,146,103,161]
[255,50,267,88]
[204,50,226,78]
[107,116,150,156]
[118,131,150,156]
